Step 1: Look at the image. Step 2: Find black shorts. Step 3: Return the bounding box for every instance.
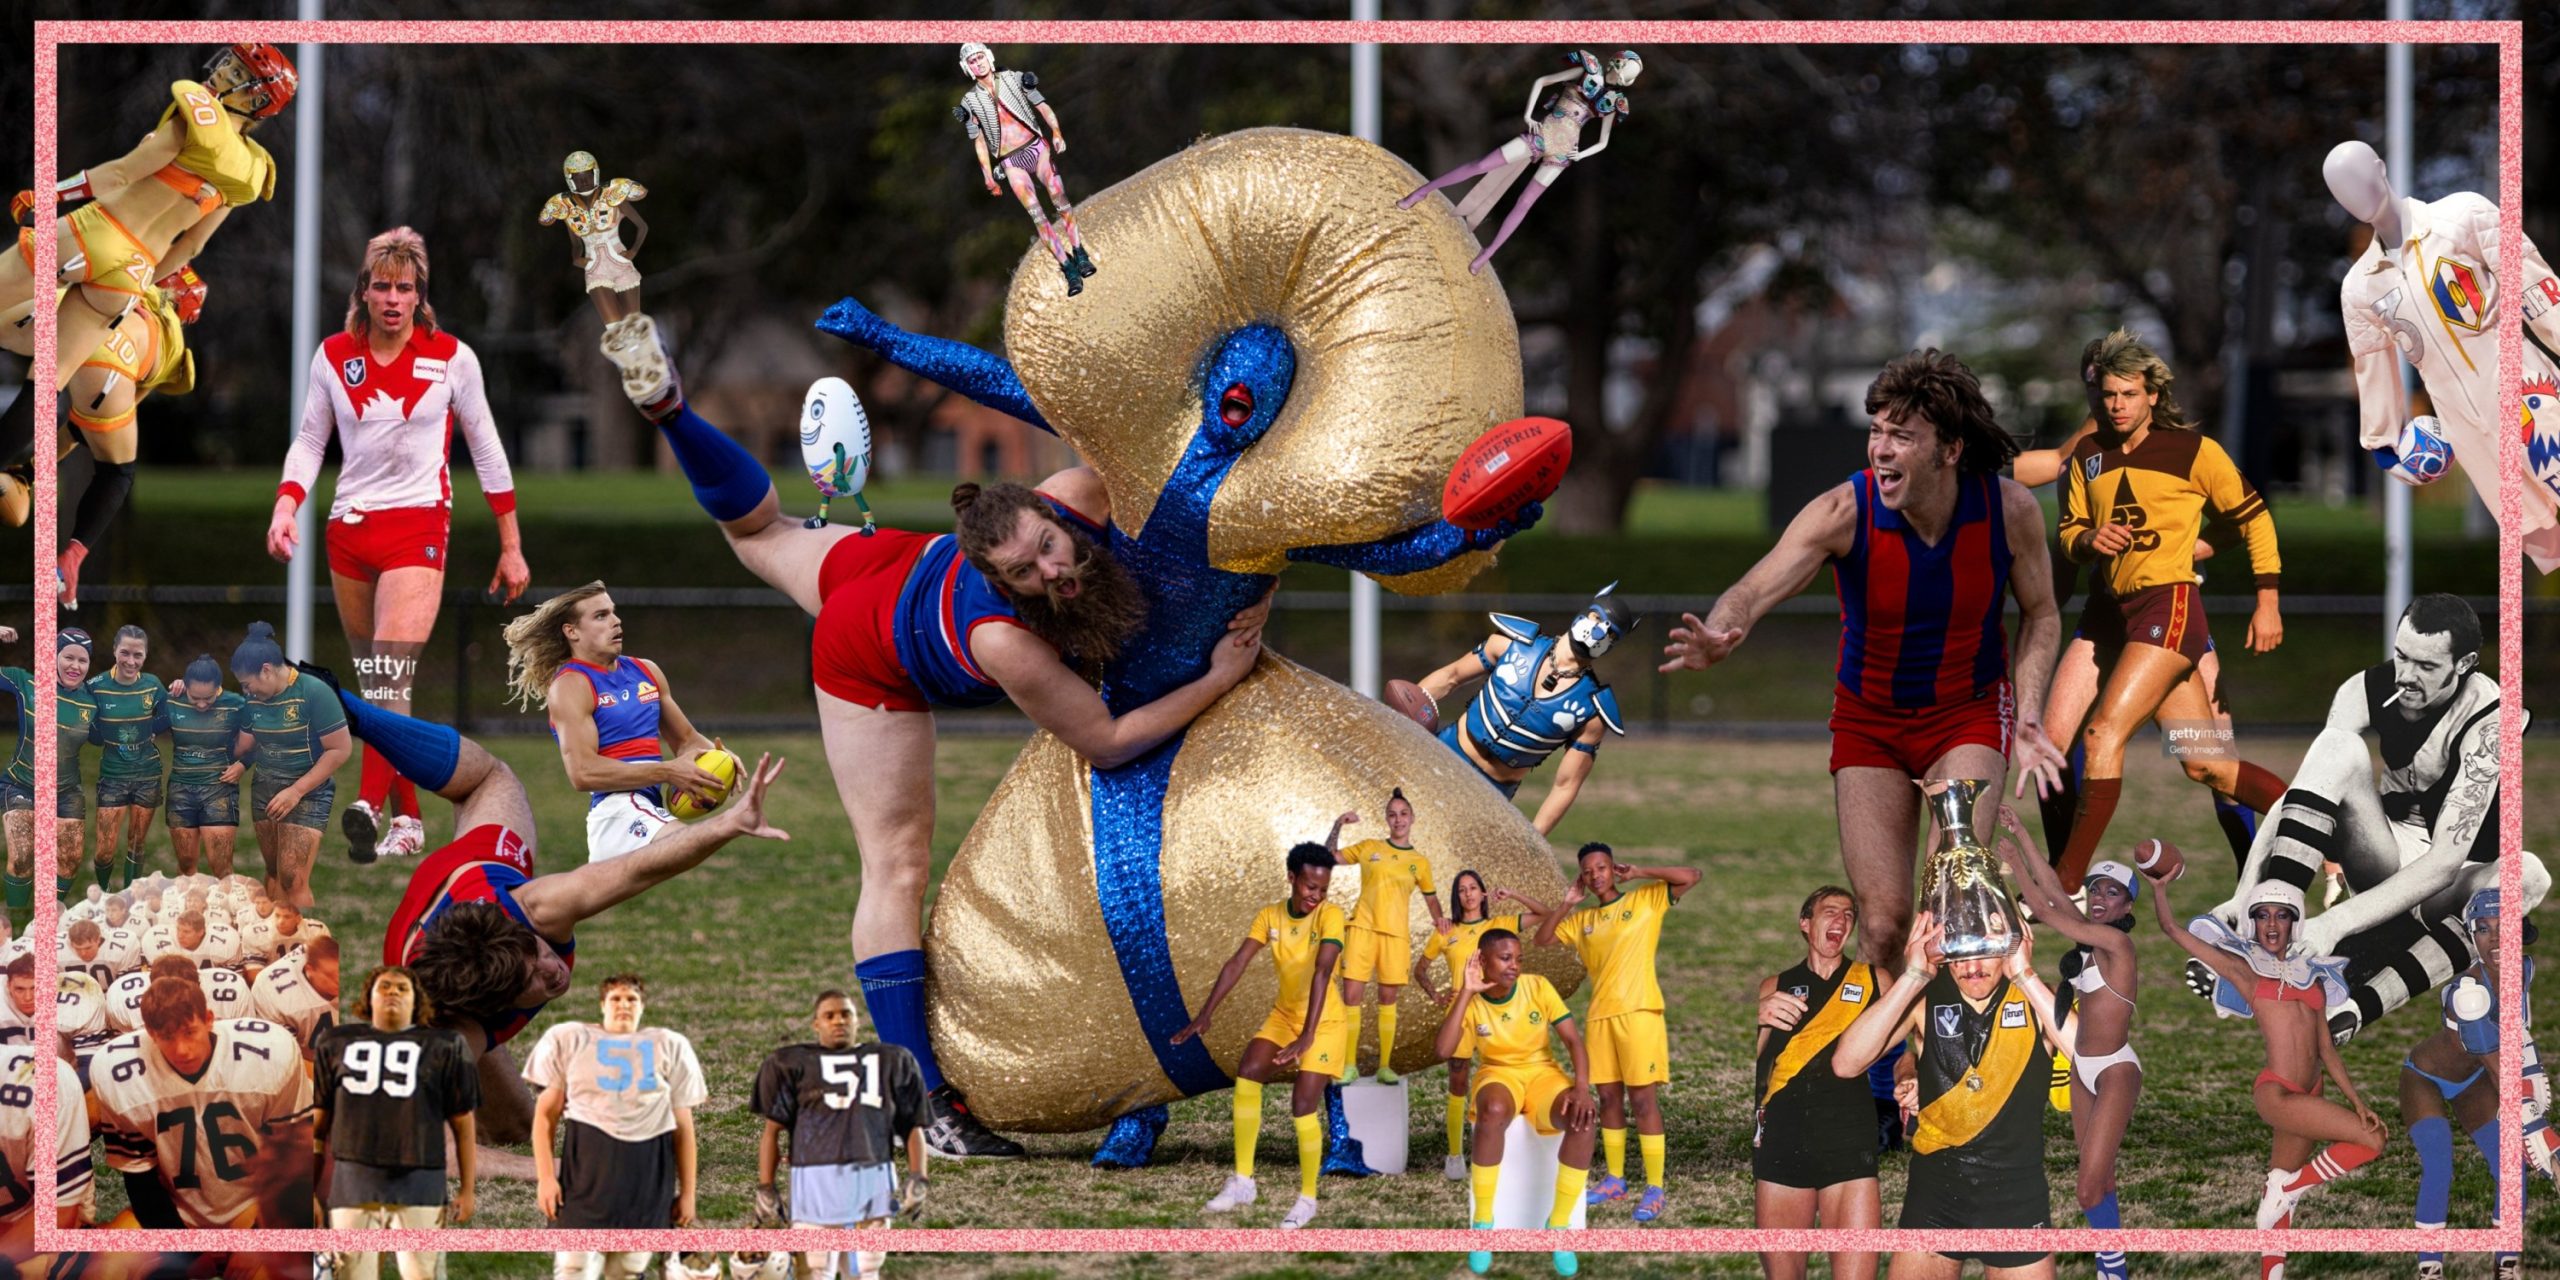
[1751,1103,1879,1190]
[553,1119,677,1229]
[167,780,241,829]
[95,773,164,809]
[1899,1147,2050,1267]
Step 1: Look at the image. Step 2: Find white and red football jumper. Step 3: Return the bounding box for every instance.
[279,329,517,520]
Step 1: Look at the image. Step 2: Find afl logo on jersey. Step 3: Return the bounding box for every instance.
[342,357,367,387]
[1933,1005,1962,1039]
[2082,455,2103,481]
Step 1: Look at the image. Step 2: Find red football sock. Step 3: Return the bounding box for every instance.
[2056,777,2122,892]
[2285,1143,2379,1191]
[392,775,420,822]
[358,745,392,810]
[2234,761,2287,814]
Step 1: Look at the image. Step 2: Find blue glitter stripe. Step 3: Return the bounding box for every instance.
[1091,734,1229,1097]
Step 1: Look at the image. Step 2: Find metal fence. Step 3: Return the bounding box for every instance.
[6,584,2549,741]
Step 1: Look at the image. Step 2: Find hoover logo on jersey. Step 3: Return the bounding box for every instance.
[2431,257,2489,332]
[342,357,367,387]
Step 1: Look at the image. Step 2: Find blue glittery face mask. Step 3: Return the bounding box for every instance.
[1197,325,1296,455]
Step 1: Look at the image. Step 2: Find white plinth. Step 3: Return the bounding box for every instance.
[1465,1116,1589,1229]
[1339,1078,1409,1174]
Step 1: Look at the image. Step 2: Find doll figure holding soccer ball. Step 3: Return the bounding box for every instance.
[2324,137,2560,570]
[1398,49,1640,274]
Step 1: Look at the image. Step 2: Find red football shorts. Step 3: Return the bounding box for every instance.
[327,506,451,582]
[1828,680,2014,775]
[810,528,937,714]
[2082,582,2210,665]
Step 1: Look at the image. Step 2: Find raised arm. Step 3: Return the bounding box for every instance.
[1418,634,1506,704]
[514,754,790,932]
[2146,877,2256,995]
[1991,805,2125,955]
[975,609,1263,771]
[815,296,1054,435]
[64,120,184,205]
[1834,911,1941,1075]
[1660,482,1854,673]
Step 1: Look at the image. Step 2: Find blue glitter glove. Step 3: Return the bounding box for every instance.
[815,296,1055,436]
[1285,501,1541,576]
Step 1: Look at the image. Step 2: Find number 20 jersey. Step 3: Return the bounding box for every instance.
[311,1023,479,1170]
[85,1019,314,1227]
[752,1042,928,1168]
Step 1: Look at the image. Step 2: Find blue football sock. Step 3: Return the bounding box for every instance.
[657,403,775,523]
[2470,1119,2510,1229]
[2085,1191,2128,1280]
[2213,792,2261,871]
[334,688,460,792]
[857,949,945,1092]
[2414,1115,2452,1261]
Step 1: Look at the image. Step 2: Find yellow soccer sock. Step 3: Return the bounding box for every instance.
[1233,1079,1264,1178]
[1639,1132,1665,1188]
[1550,1165,1591,1228]
[1471,1162,1502,1224]
[1601,1127,1628,1180]
[1343,1006,1365,1073]
[1446,1093,1469,1158]
[1375,1006,1399,1069]
[1294,1111,1325,1199]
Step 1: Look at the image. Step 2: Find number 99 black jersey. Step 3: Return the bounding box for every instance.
[752,1041,928,1168]
[311,1023,480,1171]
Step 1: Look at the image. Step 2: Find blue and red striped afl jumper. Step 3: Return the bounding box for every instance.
[1830,469,2013,710]
[550,655,665,808]
[385,824,574,1048]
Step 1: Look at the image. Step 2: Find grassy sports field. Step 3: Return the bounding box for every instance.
[62,723,2560,1274]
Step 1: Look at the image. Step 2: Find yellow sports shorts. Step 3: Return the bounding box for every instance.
[1338,925,1411,986]
[1472,1063,1578,1136]
[65,203,156,298]
[1254,1003,1350,1080]
[1586,1010,1671,1087]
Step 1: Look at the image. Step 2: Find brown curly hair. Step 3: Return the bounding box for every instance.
[1864,349,2020,475]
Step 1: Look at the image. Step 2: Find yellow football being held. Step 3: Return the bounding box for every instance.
[669,748,740,820]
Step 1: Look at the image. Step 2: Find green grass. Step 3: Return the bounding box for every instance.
[56,732,2560,1278]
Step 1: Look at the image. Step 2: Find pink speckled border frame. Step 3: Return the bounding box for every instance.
[24,15,2531,1262]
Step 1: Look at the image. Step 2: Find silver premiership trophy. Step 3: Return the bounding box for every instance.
[1918,779,2022,961]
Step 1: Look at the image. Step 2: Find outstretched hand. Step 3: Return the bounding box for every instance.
[816,296,897,349]
[1658,611,1743,673]
[2010,725,2067,800]
[723,754,791,841]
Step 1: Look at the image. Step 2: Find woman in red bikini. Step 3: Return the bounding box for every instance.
[2152,876,2387,1280]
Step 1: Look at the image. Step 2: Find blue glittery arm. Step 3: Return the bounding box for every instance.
[1286,502,1543,575]
[815,296,1055,435]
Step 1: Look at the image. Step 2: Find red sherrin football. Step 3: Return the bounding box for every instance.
[2132,838,2186,883]
[1443,416,1573,531]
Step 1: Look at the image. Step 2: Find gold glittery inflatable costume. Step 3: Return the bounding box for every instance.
[916,129,1582,1134]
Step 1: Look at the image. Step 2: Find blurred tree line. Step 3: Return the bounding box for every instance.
[1,0,2546,536]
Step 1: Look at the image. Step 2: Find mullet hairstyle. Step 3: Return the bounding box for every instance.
[1864,348,2021,475]
[2080,328,2188,430]
[407,902,539,1029]
[502,580,613,709]
[343,226,440,339]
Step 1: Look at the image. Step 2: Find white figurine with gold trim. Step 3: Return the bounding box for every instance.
[541,152,661,401]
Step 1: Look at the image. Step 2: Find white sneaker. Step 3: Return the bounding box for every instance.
[1445,1154,1467,1181]
[2254,1169,2305,1231]
[1204,1174,1256,1213]
[602,314,678,414]
[1279,1194,1319,1229]
[388,815,427,856]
